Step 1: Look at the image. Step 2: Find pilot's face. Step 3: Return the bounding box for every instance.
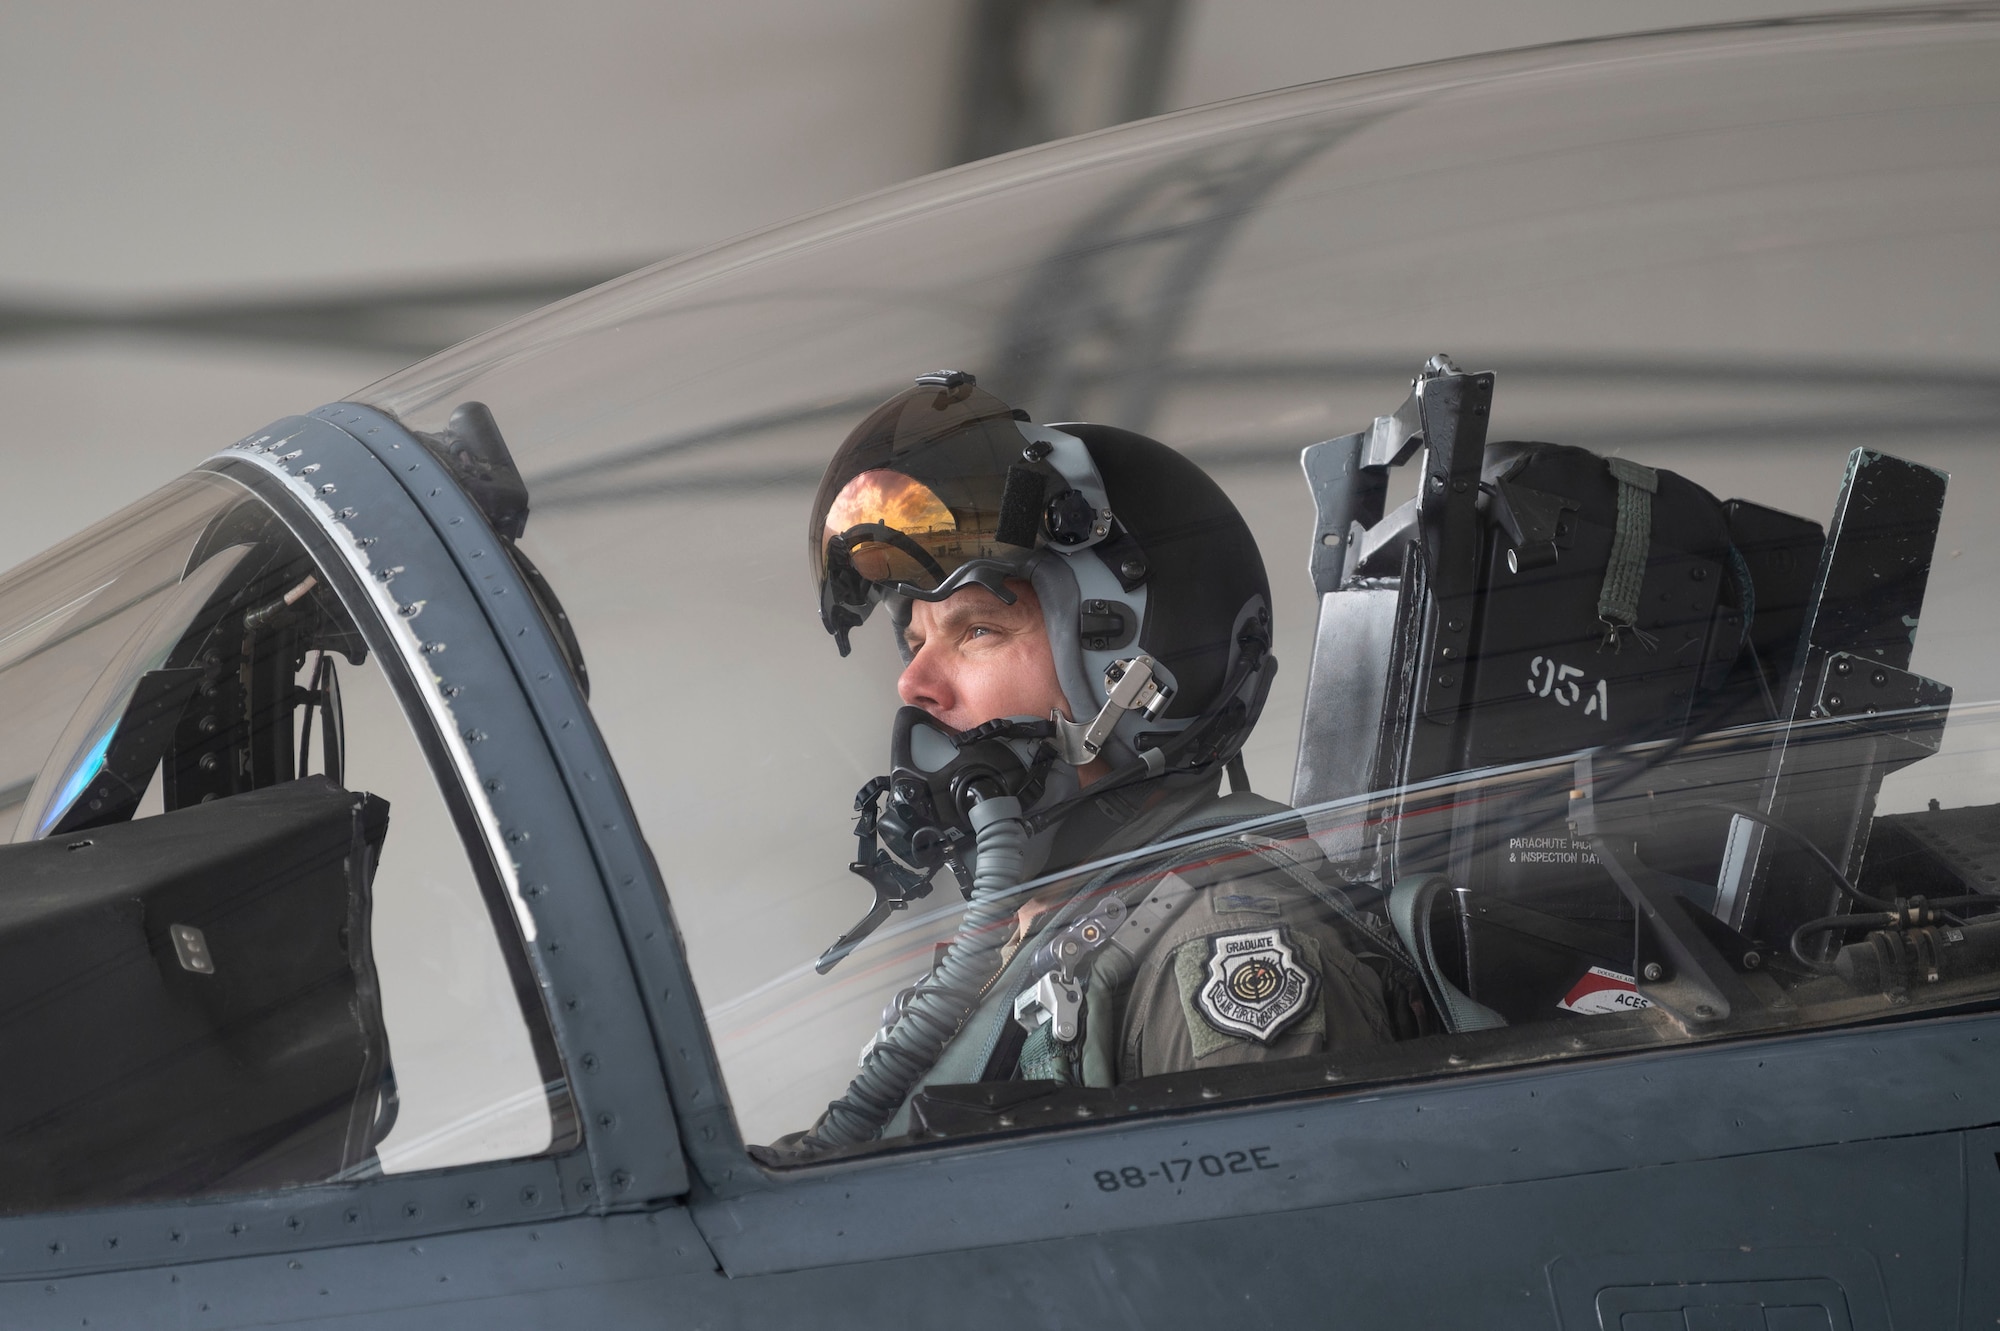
[897,580,1070,733]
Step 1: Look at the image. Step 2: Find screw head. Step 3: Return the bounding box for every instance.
[1642,962,1664,982]
[1743,951,1762,969]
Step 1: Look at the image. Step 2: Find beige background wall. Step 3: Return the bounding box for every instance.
[0,0,1922,570]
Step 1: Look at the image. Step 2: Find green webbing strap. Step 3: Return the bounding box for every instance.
[1598,457,1660,650]
[1386,875,1506,1033]
[1017,1024,1075,1083]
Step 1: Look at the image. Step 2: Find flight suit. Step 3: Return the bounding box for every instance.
[1093,859,1394,1081]
[889,792,1395,1125]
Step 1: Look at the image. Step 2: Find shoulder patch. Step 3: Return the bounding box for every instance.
[1195,926,1317,1043]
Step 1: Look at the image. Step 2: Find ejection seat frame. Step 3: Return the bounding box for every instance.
[1289,357,1954,1027]
[1292,355,1511,890]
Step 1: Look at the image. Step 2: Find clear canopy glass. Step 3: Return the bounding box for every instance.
[0,469,570,1209]
[349,11,2000,1150]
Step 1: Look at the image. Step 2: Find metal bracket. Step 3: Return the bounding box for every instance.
[1412,369,1493,724]
[1297,368,1430,596]
[1569,756,1760,1025]
[1012,897,1126,1043]
[1810,652,1950,735]
[1345,497,1419,583]
[1013,972,1084,1043]
[1490,478,1577,573]
[1731,448,1952,942]
[1050,655,1171,764]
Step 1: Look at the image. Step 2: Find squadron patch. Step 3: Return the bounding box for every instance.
[1195,926,1316,1043]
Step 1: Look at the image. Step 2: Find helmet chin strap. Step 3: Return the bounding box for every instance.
[1048,654,1174,766]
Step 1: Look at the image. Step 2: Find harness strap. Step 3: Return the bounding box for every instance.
[1092,795,1301,969]
[1221,832,1420,977]
[1386,875,1507,1033]
[1598,457,1660,651]
[1017,1022,1074,1082]
[887,791,1262,1118]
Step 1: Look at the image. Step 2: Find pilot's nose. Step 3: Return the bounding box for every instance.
[897,644,954,716]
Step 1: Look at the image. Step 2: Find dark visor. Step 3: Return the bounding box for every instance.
[809,377,1056,653]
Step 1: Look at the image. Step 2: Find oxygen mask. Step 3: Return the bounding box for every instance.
[815,707,1054,973]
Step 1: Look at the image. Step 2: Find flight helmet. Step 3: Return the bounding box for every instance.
[809,371,1276,793]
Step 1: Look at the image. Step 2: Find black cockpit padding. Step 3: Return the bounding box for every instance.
[0,776,390,1212]
[49,666,206,836]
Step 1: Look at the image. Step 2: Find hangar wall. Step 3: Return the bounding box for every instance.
[0,0,1928,570]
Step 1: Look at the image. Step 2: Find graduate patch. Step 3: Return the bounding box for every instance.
[1196,927,1316,1043]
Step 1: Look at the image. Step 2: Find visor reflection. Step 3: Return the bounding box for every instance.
[824,469,954,540]
[823,468,998,591]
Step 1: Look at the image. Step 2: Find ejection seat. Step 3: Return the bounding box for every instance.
[1288,356,1954,1032]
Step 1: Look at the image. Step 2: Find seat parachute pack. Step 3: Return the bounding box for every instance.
[1460,439,1743,768]
[1294,359,1826,816]
[1291,357,1962,1032]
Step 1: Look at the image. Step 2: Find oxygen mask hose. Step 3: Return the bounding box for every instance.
[805,792,1028,1150]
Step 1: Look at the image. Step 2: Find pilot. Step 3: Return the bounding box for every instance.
[785,372,1392,1153]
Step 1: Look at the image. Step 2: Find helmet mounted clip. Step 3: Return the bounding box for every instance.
[1050,654,1173,766]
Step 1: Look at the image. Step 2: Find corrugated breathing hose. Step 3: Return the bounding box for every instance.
[804,793,1028,1149]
